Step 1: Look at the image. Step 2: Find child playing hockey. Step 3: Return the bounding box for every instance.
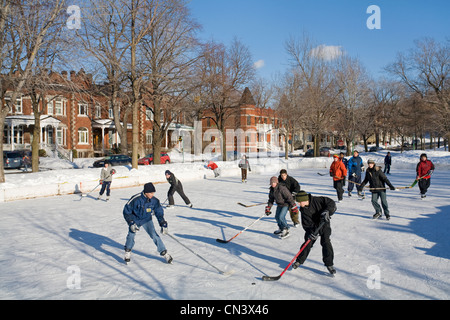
[293,190,337,276]
[329,155,347,202]
[206,161,220,178]
[98,162,115,201]
[123,182,172,264]
[416,153,435,199]
[265,176,298,239]
[360,159,396,220]
[165,170,193,208]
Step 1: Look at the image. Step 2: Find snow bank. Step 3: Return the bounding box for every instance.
[1,149,449,202]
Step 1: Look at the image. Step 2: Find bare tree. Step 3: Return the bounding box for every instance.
[195,38,255,161]
[139,0,201,164]
[285,34,342,157]
[334,55,371,154]
[0,0,66,183]
[387,38,450,150]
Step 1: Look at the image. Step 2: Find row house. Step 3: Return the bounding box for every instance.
[201,87,287,155]
[2,69,191,159]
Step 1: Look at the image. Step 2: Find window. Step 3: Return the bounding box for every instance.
[78,103,88,116]
[15,96,22,114]
[78,127,89,144]
[56,128,66,146]
[95,105,101,118]
[55,98,66,115]
[47,100,53,115]
[146,108,154,121]
[247,115,251,125]
[146,130,153,144]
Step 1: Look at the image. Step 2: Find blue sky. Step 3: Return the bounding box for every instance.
[187,0,450,81]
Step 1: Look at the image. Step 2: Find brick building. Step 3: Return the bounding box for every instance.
[200,87,286,155]
[2,69,191,159]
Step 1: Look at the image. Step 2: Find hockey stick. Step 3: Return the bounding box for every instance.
[216,213,266,243]
[317,172,327,176]
[80,183,101,198]
[262,221,325,281]
[410,173,432,188]
[237,202,266,208]
[167,233,234,276]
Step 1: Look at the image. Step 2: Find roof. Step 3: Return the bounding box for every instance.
[239,87,256,106]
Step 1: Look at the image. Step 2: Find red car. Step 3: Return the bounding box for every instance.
[138,152,171,165]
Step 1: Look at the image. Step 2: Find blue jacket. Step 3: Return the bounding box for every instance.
[347,156,364,176]
[123,192,165,227]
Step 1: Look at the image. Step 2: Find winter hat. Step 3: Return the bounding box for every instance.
[165,170,172,176]
[333,154,339,159]
[368,159,376,164]
[143,182,156,193]
[295,190,309,202]
[270,176,278,185]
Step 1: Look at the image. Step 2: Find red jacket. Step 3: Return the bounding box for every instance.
[207,161,218,170]
[416,160,434,179]
[330,159,347,181]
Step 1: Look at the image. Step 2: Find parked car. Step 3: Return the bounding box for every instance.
[93,154,131,167]
[304,147,331,157]
[3,151,23,169]
[138,153,171,165]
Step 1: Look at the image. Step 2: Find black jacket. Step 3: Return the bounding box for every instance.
[268,184,296,208]
[360,166,395,191]
[278,175,301,194]
[299,194,336,231]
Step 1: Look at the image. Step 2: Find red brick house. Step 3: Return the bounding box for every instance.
[2,69,190,159]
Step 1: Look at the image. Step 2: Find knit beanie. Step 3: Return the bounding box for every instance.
[143,182,156,193]
[165,170,172,176]
[295,190,309,202]
[270,176,278,185]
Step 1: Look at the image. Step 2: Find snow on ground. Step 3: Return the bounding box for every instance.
[0,149,449,300]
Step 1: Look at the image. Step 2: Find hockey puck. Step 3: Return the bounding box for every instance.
[251,282,256,285]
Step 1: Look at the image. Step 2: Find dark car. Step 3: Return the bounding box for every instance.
[3,151,23,169]
[304,147,331,157]
[93,154,131,167]
[138,153,171,165]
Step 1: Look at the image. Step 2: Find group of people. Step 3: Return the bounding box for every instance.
[97,150,435,276]
[329,151,435,219]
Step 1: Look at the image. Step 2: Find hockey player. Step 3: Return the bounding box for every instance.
[416,153,435,199]
[165,170,193,208]
[265,176,298,239]
[329,155,347,202]
[98,162,115,201]
[238,155,251,182]
[347,150,364,197]
[278,169,301,227]
[206,161,220,178]
[293,190,337,275]
[360,159,396,220]
[123,182,172,264]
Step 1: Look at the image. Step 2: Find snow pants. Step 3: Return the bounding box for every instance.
[418,178,431,195]
[333,180,344,201]
[296,223,334,267]
[124,220,166,254]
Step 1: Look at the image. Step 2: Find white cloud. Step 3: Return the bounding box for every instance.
[254,59,265,69]
[310,45,343,61]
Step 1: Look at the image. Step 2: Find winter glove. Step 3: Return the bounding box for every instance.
[129,222,139,233]
[265,206,272,216]
[352,173,357,178]
[291,206,299,214]
[308,232,319,241]
[390,186,396,190]
[320,210,330,223]
[160,220,168,234]
[100,180,103,184]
